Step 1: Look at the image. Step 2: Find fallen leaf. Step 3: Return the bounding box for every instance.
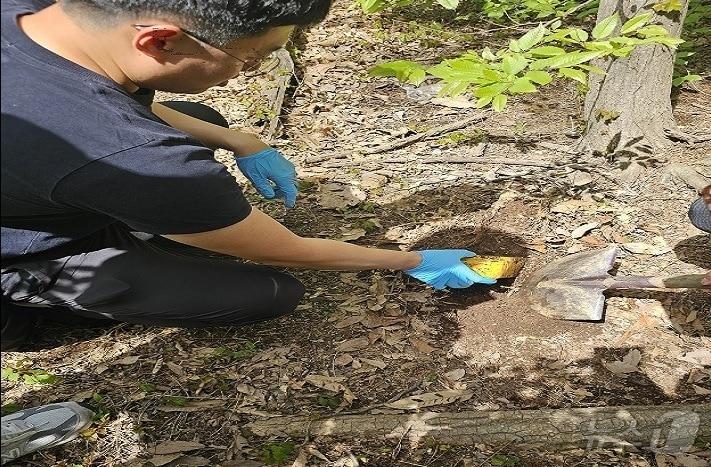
[603,349,641,374]
[411,338,436,354]
[551,199,598,213]
[430,96,475,108]
[568,170,593,187]
[692,384,711,395]
[334,354,353,366]
[114,356,139,365]
[336,337,370,352]
[386,390,473,409]
[170,456,211,466]
[166,362,185,378]
[146,454,182,466]
[304,375,355,404]
[571,222,600,239]
[444,369,466,381]
[361,358,387,369]
[677,349,711,366]
[338,228,367,242]
[622,237,670,256]
[334,315,364,329]
[153,440,205,455]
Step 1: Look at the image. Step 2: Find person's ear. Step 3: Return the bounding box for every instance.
[133,25,182,58]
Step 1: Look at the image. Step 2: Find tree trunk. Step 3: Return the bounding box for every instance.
[578,0,689,158]
[246,403,711,451]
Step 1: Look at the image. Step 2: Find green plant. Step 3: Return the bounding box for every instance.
[672,0,708,86]
[1,403,22,416]
[2,361,57,385]
[316,394,342,408]
[213,341,259,360]
[369,13,682,111]
[162,395,188,407]
[262,441,296,465]
[138,382,157,393]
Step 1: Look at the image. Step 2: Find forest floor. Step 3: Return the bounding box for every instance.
[2,1,710,466]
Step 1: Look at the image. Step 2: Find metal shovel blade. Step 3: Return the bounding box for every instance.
[522,246,619,321]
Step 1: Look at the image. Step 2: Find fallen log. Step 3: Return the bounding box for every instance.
[246,403,711,451]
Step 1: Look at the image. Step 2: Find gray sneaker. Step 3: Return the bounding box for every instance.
[1,402,94,465]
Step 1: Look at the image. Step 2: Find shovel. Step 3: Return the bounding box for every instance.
[522,246,709,321]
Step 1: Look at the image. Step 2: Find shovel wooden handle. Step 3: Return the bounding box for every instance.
[608,273,710,290]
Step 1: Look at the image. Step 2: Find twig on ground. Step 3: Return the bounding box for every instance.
[362,114,489,155]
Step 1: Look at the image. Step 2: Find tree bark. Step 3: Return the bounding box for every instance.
[578,0,689,157]
[246,403,711,451]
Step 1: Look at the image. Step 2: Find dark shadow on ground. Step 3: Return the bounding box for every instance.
[674,234,711,269]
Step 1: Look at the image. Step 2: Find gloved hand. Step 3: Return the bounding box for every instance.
[235,148,298,208]
[405,249,497,290]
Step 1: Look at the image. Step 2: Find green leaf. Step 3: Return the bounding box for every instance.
[508,77,538,93]
[578,64,606,75]
[501,55,529,75]
[435,0,459,9]
[620,13,654,34]
[592,13,620,39]
[474,82,509,99]
[517,24,547,51]
[440,80,469,96]
[1,403,22,416]
[530,51,604,70]
[570,28,589,42]
[369,60,427,85]
[529,46,566,57]
[1,368,19,382]
[653,0,682,13]
[653,36,685,47]
[475,96,493,108]
[525,70,553,84]
[636,25,670,37]
[492,95,508,112]
[481,47,497,61]
[263,442,296,465]
[359,0,386,14]
[672,74,702,86]
[558,67,587,85]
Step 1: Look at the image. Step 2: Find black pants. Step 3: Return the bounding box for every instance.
[1,102,305,349]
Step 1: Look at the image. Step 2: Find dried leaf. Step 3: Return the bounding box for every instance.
[334,315,364,329]
[568,170,593,187]
[338,228,367,242]
[386,389,473,409]
[114,356,139,365]
[146,454,182,466]
[603,349,641,374]
[677,349,711,366]
[571,222,599,239]
[622,237,670,256]
[304,375,355,404]
[692,384,711,395]
[411,338,436,354]
[166,362,185,378]
[153,440,205,455]
[334,354,353,366]
[361,358,387,369]
[444,369,466,381]
[336,337,370,352]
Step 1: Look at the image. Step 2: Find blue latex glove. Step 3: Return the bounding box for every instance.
[405,249,497,290]
[235,148,298,208]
